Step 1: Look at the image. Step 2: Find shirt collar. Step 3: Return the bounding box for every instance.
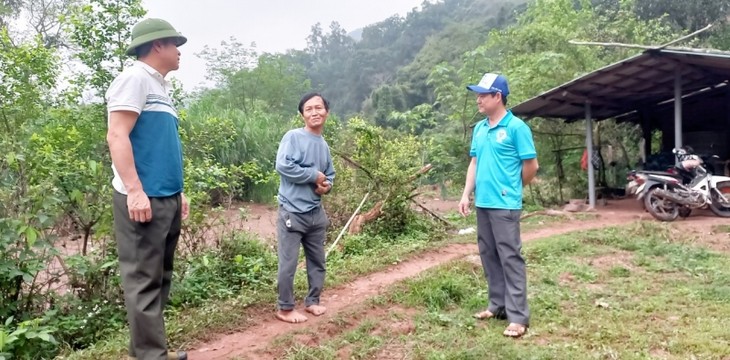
[486,110,513,128]
[134,61,168,86]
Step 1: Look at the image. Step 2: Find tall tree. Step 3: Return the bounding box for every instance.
[65,0,146,97]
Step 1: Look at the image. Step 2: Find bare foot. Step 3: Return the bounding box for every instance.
[275,309,308,323]
[305,304,327,316]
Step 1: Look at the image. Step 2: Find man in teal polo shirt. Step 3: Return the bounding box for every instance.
[459,73,539,338]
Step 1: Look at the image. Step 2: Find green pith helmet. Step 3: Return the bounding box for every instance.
[125,18,187,56]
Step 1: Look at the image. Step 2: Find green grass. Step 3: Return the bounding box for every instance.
[61,212,614,360]
[283,222,730,359]
[60,227,454,360]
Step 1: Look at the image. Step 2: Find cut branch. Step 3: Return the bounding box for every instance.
[519,209,573,221]
[348,201,383,234]
[656,24,713,49]
[569,24,712,50]
[331,149,374,180]
[408,164,433,182]
[568,40,656,50]
[410,199,456,229]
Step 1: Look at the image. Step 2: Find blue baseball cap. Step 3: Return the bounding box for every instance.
[466,73,510,97]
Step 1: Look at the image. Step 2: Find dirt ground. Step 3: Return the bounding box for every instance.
[187,198,730,360]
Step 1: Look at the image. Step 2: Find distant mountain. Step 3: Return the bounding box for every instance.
[348,28,364,42]
[296,0,527,116]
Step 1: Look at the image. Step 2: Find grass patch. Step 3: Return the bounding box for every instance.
[283,222,730,359]
[61,225,453,360]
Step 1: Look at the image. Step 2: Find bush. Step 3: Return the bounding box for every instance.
[325,117,437,237]
[0,317,58,360]
[171,233,278,307]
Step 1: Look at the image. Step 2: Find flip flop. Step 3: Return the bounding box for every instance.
[473,308,507,320]
[503,323,528,338]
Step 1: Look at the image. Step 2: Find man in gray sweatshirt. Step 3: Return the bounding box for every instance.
[274,93,335,323]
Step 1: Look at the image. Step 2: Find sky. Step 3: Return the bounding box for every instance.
[143,0,427,90]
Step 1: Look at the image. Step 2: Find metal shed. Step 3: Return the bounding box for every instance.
[512,48,730,208]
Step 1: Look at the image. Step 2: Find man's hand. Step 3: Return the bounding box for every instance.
[316,171,327,186]
[315,180,331,195]
[127,188,151,222]
[458,195,471,217]
[181,193,190,220]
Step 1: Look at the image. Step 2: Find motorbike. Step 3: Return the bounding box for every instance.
[627,167,694,217]
[638,148,730,221]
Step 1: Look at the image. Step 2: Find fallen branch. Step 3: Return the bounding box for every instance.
[407,164,433,182]
[331,149,374,180]
[410,199,456,229]
[348,201,383,235]
[520,209,573,221]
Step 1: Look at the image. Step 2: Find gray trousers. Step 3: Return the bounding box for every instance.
[476,208,530,326]
[276,205,328,310]
[113,191,181,360]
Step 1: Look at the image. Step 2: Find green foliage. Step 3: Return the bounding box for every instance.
[0,20,65,360]
[299,0,525,116]
[46,295,126,351]
[0,317,58,360]
[171,233,278,307]
[405,0,683,204]
[5,0,730,358]
[0,28,57,133]
[197,38,311,116]
[65,0,146,97]
[326,117,432,236]
[633,0,730,32]
[28,106,113,253]
[181,101,283,204]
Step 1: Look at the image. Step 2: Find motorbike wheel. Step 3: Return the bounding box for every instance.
[678,207,692,218]
[709,182,730,218]
[644,187,679,222]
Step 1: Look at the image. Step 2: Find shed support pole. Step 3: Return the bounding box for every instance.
[674,65,683,159]
[586,101,596,208]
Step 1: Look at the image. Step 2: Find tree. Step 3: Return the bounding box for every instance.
[634,0,730,31]
[27,0,77,48]
[197,38,310,115]
[197,36,258,86]
[65,0,146,97]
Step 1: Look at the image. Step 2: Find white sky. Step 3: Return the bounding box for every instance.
[143,0,427,90]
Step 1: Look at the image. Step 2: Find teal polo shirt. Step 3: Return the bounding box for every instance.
[470,110,537,210]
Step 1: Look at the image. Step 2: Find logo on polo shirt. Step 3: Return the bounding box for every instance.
[496,129,508,143]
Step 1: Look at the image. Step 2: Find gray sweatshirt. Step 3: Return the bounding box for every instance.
[275,128,335,213]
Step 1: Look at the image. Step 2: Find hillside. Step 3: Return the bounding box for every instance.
[292,0,527,116]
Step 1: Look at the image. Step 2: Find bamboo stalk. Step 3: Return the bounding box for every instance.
[326,192,370,259]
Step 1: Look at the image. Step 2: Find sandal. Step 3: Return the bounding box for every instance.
[473,308,507,320]
[503,323,528,338]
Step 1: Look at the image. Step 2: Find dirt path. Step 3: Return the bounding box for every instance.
[191,203,650,360]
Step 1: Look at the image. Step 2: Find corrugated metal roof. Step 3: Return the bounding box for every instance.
[511,48,730,121]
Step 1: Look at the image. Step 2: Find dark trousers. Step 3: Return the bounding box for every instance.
[476,208,530,326]
[276,205,328,310]
[113,191,181,360]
